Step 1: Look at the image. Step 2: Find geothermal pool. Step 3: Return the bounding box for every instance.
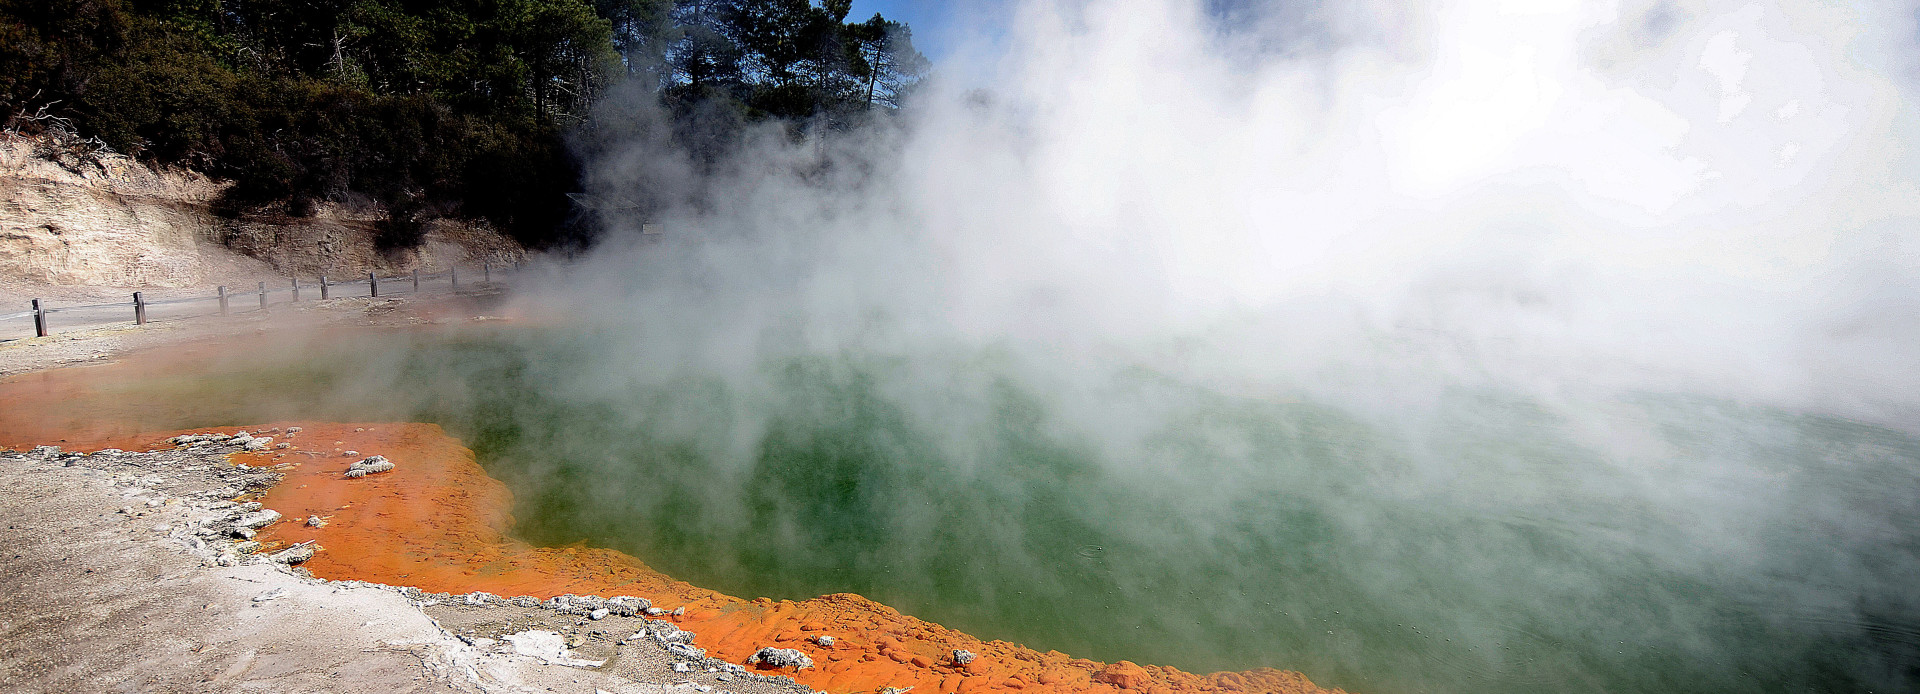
[12,326,1918,694]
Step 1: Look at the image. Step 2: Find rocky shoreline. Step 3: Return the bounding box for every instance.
[0,436,819,694]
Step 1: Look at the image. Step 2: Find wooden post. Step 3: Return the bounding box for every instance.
[133,292,146,325]
[257,281,267,310]
[483,261,491,283]
[31,298,47,337]
[369,272,379,297]
[217,286,228,315]
[291,278,301,302]
[320,275,329,300]
[412,268,420,292]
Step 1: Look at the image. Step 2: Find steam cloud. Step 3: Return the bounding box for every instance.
[455,1,1920,692]
[577,0,1919,425]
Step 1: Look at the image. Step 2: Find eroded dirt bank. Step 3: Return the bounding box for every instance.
[0,317,1345,694]
[0,135,524,289]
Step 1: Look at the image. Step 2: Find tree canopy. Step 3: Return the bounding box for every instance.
[0,0,926,248]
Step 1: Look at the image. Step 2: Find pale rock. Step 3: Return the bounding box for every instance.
[604,595,650,616]
[746,647,814,670]
[233,509,281,529]
[269,543,316,564]
[646,620,694,644]
[344,455,394,478]
[462,591,501,607]
[502,630,606,667]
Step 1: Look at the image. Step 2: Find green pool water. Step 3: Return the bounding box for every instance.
[120,325,1920,694]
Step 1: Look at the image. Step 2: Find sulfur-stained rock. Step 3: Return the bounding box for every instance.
[1095,661,1152,690]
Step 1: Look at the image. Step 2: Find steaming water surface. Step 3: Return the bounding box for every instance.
[175,326,1920,694]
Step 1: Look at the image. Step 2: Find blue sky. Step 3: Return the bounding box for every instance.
[849,0,1009,64]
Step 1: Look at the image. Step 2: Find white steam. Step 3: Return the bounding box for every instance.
[578,0,1920,426]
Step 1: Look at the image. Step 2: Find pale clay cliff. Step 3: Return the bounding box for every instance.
[0,136,523,288]
[0,137,217,287]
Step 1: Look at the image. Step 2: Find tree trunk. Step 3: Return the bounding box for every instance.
[865,47,879,108]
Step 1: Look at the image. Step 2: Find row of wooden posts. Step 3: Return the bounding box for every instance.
[20,260,516,338]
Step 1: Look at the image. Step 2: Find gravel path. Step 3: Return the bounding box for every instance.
[0,292,486,377]
[0,309,266,376]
